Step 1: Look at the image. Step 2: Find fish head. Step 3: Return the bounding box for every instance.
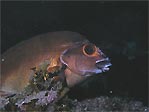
[60,41,112,76]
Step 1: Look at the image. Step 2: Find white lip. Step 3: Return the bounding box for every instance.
[96,57,109,63]
[101,63,112,72]
[96,58,112,72]
[102,67,109,72]
[104,63,112,67]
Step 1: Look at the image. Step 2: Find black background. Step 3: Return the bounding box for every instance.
[1,1,148,106]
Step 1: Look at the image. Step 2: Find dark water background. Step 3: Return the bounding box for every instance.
[1,1,148,106]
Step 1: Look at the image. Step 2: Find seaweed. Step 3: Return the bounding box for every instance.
[0,60,67,111]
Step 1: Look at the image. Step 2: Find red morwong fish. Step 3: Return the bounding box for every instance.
[0,31,111,95]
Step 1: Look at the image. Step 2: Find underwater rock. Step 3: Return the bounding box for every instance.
[70,96,148,112]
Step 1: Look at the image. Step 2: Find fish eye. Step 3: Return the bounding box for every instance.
[83,44,97,56]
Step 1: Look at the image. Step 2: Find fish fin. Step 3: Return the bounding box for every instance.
[52,76,62,82]
[47,66,61,73]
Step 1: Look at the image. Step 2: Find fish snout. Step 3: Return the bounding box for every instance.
[95,58,112,72]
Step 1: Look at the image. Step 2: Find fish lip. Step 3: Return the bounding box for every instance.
[95,57,109,63]
[101,63,112,72]
[95,58,112,72]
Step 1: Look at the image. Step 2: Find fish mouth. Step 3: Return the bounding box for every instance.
[96,58,112,72]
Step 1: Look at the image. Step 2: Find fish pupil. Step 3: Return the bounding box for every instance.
[84,44,95,55]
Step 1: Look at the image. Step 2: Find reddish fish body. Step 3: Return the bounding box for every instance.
[1,31,111,94]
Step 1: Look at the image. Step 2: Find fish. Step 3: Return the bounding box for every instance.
[0,31,111,95]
